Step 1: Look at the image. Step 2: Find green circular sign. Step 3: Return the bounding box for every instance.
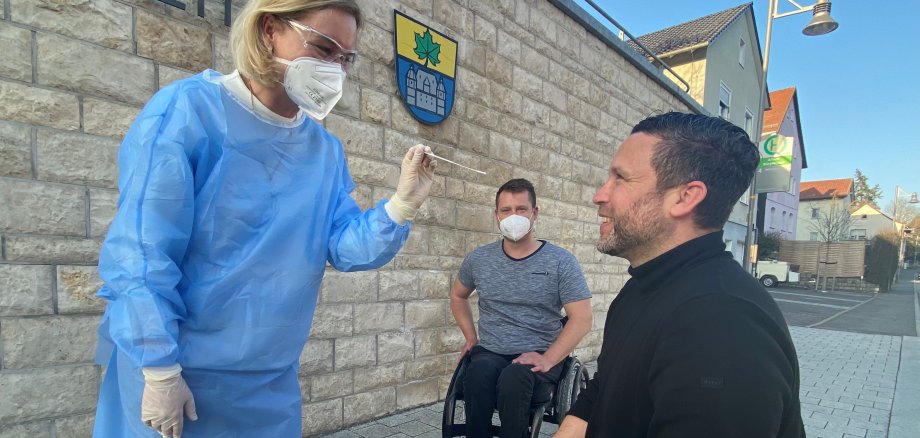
[763,135,779,156]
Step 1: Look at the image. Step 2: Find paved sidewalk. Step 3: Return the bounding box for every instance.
[793,326,901,437]
[322,273,920,438]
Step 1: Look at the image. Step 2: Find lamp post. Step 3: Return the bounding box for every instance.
[742,0,839,274]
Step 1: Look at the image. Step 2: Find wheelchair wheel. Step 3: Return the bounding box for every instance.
[552,358,588,424]
[528,400,551,438]
[442,354,470,438]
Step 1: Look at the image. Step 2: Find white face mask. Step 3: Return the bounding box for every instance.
[499,213,534,242]
[275,57,345,120]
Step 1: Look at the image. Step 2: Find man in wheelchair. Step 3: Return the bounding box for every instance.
[449,178,593,438]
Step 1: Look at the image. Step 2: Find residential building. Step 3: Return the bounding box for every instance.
[797,178,854,241]
[756,87,808,240]
[628,3,766,264]
[850,203,903,240]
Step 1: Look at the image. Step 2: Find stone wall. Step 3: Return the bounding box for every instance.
[791,274,880,294]
[0,0,699,435]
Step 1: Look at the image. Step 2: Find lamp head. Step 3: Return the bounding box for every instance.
[803,0,839,36]
[909,192,919,204]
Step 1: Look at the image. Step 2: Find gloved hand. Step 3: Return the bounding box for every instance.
[141,365,198,438]
[389,144,436,221]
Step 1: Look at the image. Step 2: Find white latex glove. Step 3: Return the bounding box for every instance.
[389,144,436,221]
[141,365,197,438]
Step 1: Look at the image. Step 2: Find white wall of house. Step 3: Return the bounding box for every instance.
[703,13,764,134]
[850,204,898,240]
[796,196,853,241]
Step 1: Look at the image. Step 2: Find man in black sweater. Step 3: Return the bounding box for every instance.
[554,112,804,437]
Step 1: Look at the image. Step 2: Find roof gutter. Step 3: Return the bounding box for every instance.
[653,42,710,59]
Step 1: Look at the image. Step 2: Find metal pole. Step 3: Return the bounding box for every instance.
[580,0,691,93]
[743,0,778,275]
[895,185,901,282]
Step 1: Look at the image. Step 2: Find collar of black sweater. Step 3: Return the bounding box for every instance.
[626,230,727,293]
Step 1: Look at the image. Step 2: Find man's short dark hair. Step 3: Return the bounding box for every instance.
[496,178,537,208]
[631,112,759,230]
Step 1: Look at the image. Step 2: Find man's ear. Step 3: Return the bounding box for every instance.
[668,181,707,219]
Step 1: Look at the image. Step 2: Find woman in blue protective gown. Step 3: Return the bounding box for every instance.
[92,1,436,437]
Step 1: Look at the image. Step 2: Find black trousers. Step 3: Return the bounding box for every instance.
[462,345,565,438]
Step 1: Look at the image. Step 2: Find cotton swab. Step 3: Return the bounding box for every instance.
[424,152,487,175]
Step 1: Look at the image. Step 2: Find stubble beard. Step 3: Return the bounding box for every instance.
[596,192,674,260]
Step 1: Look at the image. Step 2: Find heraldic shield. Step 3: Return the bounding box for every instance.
[393,10,458,125]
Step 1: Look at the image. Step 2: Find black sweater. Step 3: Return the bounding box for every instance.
[569,232,804,437]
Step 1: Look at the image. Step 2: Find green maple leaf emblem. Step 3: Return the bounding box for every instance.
[413,29,441,67]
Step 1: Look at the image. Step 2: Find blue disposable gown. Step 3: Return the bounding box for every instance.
[92,70,411,437]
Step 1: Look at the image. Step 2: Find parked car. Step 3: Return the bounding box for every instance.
[756,260,800,288]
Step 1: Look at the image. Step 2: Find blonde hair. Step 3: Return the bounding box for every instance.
[230,0,361,86]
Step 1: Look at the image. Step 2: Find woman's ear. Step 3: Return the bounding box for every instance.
[668,181,707,219]
[259,14,280,52]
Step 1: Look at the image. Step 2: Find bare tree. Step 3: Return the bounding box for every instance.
[807,197,853,243]
[886,198,919,225]
[806,197,852,291]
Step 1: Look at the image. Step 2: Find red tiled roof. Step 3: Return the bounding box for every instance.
[762,87,796,134]
[800,179,853,201]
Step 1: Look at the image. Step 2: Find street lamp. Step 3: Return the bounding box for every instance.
[742,0,839,274]
[802,0,839,36]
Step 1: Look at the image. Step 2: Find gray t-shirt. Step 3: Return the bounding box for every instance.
[458,240,592,355]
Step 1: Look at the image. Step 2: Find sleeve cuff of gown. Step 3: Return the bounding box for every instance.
[385,198,417,224]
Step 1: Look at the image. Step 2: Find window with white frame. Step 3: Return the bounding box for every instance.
[744,108,754,136]
[739,38,746,68]
[809,232,818,241]
[811,207,820,219]
[850,229,867,240]
[719,82,731,119]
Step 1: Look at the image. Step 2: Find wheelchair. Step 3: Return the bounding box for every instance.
[441,351,589,437]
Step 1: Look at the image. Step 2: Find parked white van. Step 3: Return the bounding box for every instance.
[756,260,800,288]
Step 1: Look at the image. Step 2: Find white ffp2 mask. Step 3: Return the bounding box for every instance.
[499,214,533,242]
[275,57,345,120]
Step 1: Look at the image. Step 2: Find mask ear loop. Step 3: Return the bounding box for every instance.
[492,210,503,238]
[526,210,537,239]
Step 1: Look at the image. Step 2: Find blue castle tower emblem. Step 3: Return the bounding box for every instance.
[393,11,457,125]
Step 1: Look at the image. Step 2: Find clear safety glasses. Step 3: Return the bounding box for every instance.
[286,20,357,71]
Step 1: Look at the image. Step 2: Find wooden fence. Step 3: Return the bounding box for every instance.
[778,240,868,277]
